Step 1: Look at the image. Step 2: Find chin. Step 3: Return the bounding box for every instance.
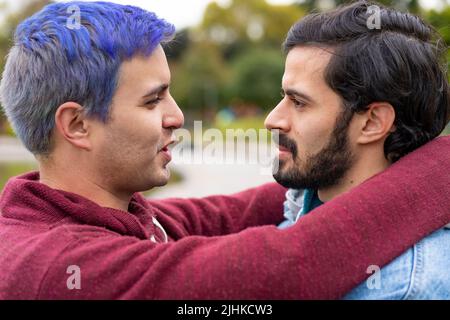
[131,171,169,192]
[275,160,291,173]
[152,178,169,188]
[153,169,171,187]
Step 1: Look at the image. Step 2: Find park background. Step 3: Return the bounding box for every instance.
[0,0,449,197]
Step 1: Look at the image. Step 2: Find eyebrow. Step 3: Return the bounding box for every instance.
[141,84,169,99]
[283,88,315,104]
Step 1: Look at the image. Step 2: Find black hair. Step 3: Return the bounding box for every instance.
[284,0,450,162]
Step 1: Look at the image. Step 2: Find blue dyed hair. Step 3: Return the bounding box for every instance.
[0,1,175,155]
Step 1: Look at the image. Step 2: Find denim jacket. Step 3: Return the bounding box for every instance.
[279,189,450,300]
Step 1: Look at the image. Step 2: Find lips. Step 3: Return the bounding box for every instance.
[159,139,176,153]
[277,145,291,153]
[277,135,297,158]
[158,139,176,162]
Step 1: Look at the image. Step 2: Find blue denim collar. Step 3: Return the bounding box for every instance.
[283,188,325,225]
[283,189,305,225]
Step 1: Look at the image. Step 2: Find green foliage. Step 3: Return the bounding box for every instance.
[442,124,450,136]
[170,42,229,114]
[426,7,450,41]
[169,0,303,116]
[4,121,15,137]
[0,162,37,191]
[228,48,284,110]
[171,0,449,117]
[425,6,450,77]
[143,169,184,197]
[201,0,305,59]
[214,115,267,132]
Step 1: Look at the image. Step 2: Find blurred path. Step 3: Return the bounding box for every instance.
[0,136,35,163]
[150,141,277,198]
[150,161,276,199]
[0,136,276,198]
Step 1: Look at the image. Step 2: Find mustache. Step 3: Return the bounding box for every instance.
[277,134,298,158]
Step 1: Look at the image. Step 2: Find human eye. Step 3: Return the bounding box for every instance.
[290,97,307,109]
[144,96,163,107]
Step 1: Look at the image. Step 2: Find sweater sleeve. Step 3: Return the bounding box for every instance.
[36,136,450,299]
[147,182,288,237]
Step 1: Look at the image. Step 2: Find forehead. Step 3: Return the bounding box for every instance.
[283,46,333,90]
[117,45,170,92]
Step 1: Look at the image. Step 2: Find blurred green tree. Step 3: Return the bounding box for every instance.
[228,47,284,111]
[170,42,229,119]
[425,6,450,81]
[169,0,304,117]
[199,0,305,60]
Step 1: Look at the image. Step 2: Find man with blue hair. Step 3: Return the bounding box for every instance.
[0,1,449,299]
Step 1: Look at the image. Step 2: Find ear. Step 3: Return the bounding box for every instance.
[356,102,396,145]
[54,102,92,151]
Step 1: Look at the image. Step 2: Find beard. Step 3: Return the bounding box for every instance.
[273,108,355,190]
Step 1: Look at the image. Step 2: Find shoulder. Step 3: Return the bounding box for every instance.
[343,227,450,300]
[343,245,414,300]
[403,227,450,300]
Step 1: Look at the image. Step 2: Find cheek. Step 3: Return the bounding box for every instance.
[292,115,333,155]
[346,118,360,143]
[122,113,163,148]
[103,123,161,162]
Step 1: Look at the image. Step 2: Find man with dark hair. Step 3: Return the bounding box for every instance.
[265,0,450,299]
[0,1,449,299]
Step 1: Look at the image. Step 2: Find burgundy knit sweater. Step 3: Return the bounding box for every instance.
[1,136,450,300]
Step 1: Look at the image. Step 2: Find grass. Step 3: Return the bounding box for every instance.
[143,169,184,197]
[442,125,450,136]
[0,161,184,197]
[213,115,267,132]
[0,162,37,192]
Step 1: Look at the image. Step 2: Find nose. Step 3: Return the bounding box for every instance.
[264,99,290,133]
[163,95,184,130]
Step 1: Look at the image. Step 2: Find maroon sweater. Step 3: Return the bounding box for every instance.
[1,136,450,300]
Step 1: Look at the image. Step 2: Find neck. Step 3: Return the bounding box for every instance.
[317,149,391,202]
[38,161,131,212]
